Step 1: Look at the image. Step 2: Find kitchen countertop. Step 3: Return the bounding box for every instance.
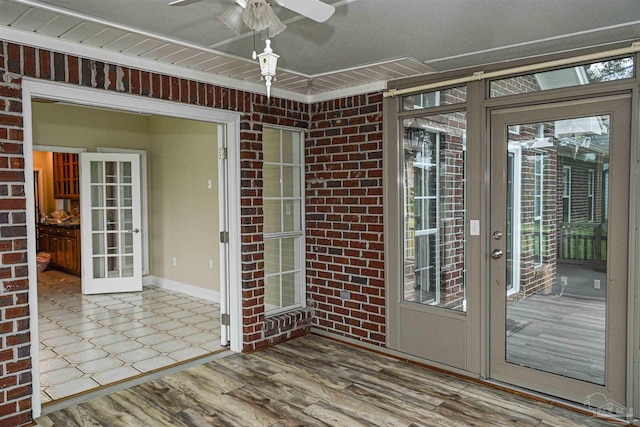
[39,222,80,229]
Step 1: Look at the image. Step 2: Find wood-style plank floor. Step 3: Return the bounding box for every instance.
[36,335,626,426]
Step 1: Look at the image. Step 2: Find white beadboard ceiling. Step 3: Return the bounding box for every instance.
[0,0,639,102]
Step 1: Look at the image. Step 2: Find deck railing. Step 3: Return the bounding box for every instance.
[558,222,607,264]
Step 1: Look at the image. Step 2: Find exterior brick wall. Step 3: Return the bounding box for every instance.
[239,100,313,352]
[0,39,316,425]
[0,41,33,427]
[305,94,386,346]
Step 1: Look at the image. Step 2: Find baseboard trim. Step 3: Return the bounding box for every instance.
[144,275,220,303]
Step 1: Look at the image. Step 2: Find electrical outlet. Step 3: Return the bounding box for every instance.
[172,256,177,267]
[340,290,351,300]
[594,279,601,289]
[560,276,567,286]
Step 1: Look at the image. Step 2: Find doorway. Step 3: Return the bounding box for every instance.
[489,95,631,405]
[24,80,243,418]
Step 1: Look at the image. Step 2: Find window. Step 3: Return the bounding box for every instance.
[602,167,609,221]
[506,150,521,295]
[263,127,305,314]
[402,112,467,311]
[402,86,467,111]
[490,57,634,98]
[533,152,544,266]
[588,169,595,222]
[562,166,571,223]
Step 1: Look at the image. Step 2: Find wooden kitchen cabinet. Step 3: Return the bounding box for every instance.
[53,152,80,199]
[38,225,81,276]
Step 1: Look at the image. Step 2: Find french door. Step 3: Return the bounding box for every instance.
[80,153,143,294]
[489,95,631,405]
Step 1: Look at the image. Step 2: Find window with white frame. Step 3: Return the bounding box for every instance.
[562,166,571,223]
[533,152,544,266]
[262,127,305,314]
[588,169,595,222]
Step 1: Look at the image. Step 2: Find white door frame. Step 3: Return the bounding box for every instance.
[22,78,243,418]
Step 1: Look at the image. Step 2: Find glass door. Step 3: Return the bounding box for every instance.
[489,96,631,406]
[80,153,142,294]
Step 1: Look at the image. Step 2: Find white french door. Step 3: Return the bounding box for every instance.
[80,153,142,294]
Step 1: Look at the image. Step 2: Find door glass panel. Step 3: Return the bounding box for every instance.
[402,112,467,311]
[89,159,137,282]
[92,234,105,255]
[504,115,609,385]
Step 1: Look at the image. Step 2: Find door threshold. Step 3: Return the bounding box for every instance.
[40,348,233,416]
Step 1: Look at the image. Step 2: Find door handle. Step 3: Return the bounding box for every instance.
[127,228,140,233]
[491,249,503,259]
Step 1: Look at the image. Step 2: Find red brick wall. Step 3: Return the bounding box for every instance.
[239,101,313,352]
[0,39,315,425]
[0,41,34,427]
[306,94,386,346]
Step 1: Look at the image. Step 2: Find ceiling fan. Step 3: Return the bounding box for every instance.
[169,0,335,37]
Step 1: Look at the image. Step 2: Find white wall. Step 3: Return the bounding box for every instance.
[31,102,221,293]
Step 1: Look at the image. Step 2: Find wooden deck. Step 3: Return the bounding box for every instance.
[36,335,626,426]
[507,293,606,385]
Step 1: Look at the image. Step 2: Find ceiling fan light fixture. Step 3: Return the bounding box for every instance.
[242,0,286,37]
[218,4,244,35]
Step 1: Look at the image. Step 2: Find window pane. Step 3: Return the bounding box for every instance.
[263,200,282,234]
[265,275,281,311]
[263,165,281,198]
[402,112,467,311]
[263,128,281,162]
[264,239,279,274]
[282,166,301,198]
[281,272,297,307]
[282,200,301,232]
[402,86,467,111]
[281,237,299,272]
[490,57,633,98]
[264,237,303,313]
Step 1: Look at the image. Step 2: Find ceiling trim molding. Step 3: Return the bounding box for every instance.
[0,26,310,102]
[1,25,391,103]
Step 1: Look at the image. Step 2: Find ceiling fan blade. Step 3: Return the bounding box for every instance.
[274,0,335,23]
[169,0,203,6]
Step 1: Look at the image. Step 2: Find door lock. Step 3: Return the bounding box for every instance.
[492,231,503,240]
[491,249,503,259]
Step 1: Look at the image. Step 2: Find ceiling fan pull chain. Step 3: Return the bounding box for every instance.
[252,30,257,60]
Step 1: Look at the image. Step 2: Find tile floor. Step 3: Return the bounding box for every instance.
[37,270,224,404]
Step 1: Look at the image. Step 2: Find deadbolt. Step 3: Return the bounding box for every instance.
[492,231,503,240]
[491,249,503,259]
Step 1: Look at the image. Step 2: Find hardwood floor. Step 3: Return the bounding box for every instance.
[36,335,627,426]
